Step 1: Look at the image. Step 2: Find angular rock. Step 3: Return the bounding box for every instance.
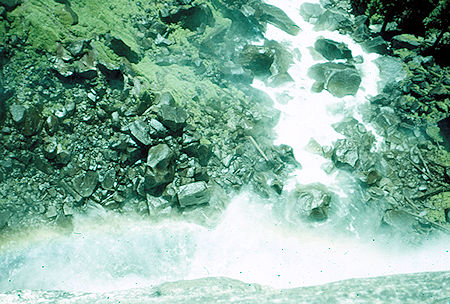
[333,139,359,169]
[67,40,86,57]
[352,16,370,42]
[109,37,140,64]
[258,3,300,35]
[299,3,324,23]
[147,144,173,170]
[391,34,422,50]
[9,104,25,123]
[361,36,388,54]
[144,167,174,191]
[0,210,10,229]
[129,120,152,146]
[308,63,361,97]
[239,44,275,77]
[292,183,332,221]
[177,181,210,207]
[73,170,99,198]
[148,119,169,138]
[156,104,187,133]
[314,38,352,61]
[11,106,43,136]
[314,9,352,32]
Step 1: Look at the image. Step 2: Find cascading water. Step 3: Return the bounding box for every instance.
[0,0,449,303]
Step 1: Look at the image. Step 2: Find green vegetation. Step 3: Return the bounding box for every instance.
[351,0,449,47]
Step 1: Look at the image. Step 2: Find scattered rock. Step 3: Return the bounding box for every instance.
[314,38,352,61]
[73,170,99,198]
[257,3,300,35]
[147,144,173,170]
[177,181,210,207]
[292,183,332,221]
[11,106,43,136]
[299,2,324,23]
[9,104,25,123]
[129,120,152,146]
[333,139,359,169]
[391,34,423,50]
[156,104,187,133]
[308,62,361,97]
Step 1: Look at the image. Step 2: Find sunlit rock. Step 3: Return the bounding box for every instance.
[332,139,359,169]
[308,62,361,97]
[73,170,99,198]
[291,183,333,221]
[299,2,324,23]
[257,3,300,35]
[147,144,174,170]
[391,34,423,50]
[178,181,210,207]
[129,120,152,146]
[314,38,352,61]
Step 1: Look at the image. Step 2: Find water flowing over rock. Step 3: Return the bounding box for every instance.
[308,63,362,97]
[291,183,333,221]
[0,0,449,301]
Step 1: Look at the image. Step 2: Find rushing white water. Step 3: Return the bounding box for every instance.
[0,0,449,301]
[0,194,449,294]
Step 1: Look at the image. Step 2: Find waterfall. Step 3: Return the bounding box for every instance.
[0,0,449,302]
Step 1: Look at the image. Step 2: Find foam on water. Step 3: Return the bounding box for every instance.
[0,193,448,293]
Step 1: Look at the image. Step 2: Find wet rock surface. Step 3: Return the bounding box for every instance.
[308,62,362,97]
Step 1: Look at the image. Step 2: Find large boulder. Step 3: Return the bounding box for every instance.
[314,38,352,61]
[129,120,152,146]
[177,181,210,207]
[314,9,352,32]
[257,3,300,35]
[332,139,359,169]
[361,36,388,54]
[156,104,187,133]
[299,3,324,23]
[308,63,361,97]
[391,34,423,50]
[147,144,173,170]
[291,183,333,221]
